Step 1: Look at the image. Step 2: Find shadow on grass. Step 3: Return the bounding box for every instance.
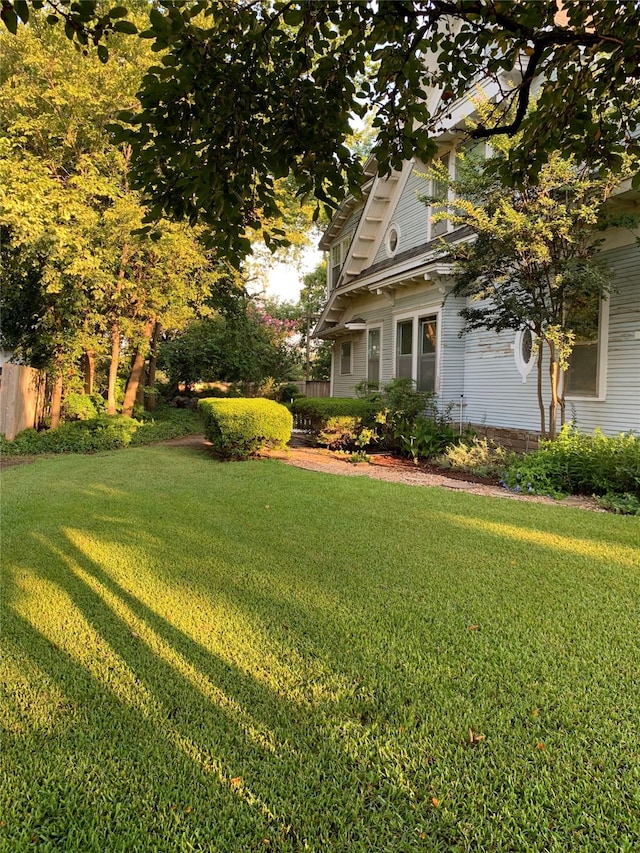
[2,451,639,852]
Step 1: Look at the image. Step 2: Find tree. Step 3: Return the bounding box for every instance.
[299,263,332,381]
[157,300,301,393]
[6,2,639,260]
[0,9,218,421]
[111,0,639,258]
[424,134,632,439]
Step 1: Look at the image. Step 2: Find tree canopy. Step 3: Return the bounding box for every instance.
[2,0,640,255]
[4,1,639,260]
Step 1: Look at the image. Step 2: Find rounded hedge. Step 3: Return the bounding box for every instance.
[198,397,293,459]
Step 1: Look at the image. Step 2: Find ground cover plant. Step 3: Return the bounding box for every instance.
[0,407,200,456]
[2,447,639,851]
[503,426,640,506]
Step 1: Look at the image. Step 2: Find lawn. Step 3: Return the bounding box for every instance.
[1,445,639,852]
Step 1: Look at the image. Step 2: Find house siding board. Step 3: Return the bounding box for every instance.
[331,333,367,397]
[461,242,640,435]
[439,299,466,407]
[372,168,429,267]
[462,326,545,431]
[566,243,639,433]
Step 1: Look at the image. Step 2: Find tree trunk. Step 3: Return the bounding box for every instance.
[536,342,546,439]
[548,344,560,441]
[122,319,154,417]
[83,350,95,396]
[107,321,120,415]
[145,321,162,411]
[50,373,63,430]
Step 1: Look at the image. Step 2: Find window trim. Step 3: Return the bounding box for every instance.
[328,234,352,289]
[562,296,609,402]
[385,224,401,258]
[514,326,537,382]
[392,307,442,394]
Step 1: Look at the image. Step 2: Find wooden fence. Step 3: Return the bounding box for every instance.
[0,364,46,440]
[291,380,330,398]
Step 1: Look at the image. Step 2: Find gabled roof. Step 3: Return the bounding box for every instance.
[318,157,378,251]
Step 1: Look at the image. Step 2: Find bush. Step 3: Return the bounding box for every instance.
[435,436,513,478]
[394,415,460,463]
[62,392,98,421]
[595,492,640,515]
[381,378,430,427]
[503,426,640,498]
[289,397,381,431]
[277,382,304,403]
[199,397,292,459]
[317,416,377,451]
[0,417,139,455]
[1,408,201,456]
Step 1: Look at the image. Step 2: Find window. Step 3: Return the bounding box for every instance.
[340,341,352,375]
[565,302,601,397]
[368,328,381,384]
[396,320,413,379]
[514,326,537,381]
[431,152,451,238]
[417,315,437,393]
[395,313,440,391]
[385,224,400,257]
[330,236,350,289]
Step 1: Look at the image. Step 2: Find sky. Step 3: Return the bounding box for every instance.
[264,247,324,303]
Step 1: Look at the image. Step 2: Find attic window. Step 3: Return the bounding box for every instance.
[385,224,400,257]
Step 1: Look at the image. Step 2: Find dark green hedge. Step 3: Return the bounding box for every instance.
[199,397,292,459]
[289,397,381,431]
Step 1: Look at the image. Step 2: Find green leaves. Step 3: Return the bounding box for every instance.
[5,1,639,264]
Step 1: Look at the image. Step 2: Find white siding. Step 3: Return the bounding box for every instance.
[331,334,367,397]
[568,243,640,433]
[372,167,430,266]
[461,241,640,436]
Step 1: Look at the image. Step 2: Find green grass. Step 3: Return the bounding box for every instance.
[1,446,639,852]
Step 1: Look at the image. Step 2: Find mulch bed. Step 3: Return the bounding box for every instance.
[363,451,501,486]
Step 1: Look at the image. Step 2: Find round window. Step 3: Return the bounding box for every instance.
[385,224,400,257]
[514,326,537,381]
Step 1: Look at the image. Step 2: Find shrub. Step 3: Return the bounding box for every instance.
[289,397,381,431]
[277,382,304,403]
[62,392,98,421]
[199,397,292,459]
[435,436,513,478]
[1,409,201,456]
[394,415,460,463]
[596,492,640,515]
[0,417,139,455]
[317,416,377,451]
[381,378,430,427]
[503,426,640,497]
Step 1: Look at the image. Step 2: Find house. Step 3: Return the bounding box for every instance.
[313,95,640,448]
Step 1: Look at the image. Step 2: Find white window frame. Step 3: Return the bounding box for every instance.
[385,224,401,258]
[366,325,383,385]
[392,307,443,394]
[328,235,351,289]
[514,326,537,383]
[562,296,609,402]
